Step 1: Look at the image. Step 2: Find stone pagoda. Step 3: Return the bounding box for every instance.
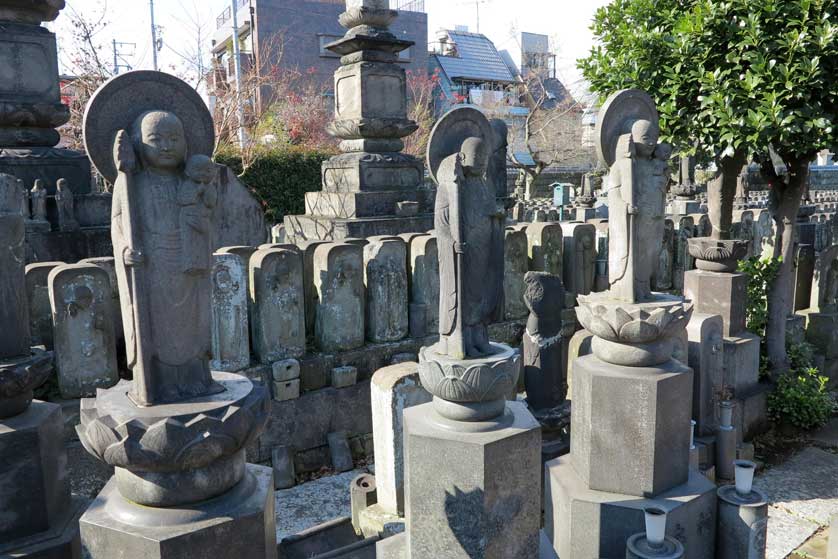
[0,0,92,195]
[284,0,433,242]
[544,90,717,558]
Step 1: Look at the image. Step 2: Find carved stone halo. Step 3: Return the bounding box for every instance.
[688,237,749,273]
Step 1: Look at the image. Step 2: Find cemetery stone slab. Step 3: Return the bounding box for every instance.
[249,248,305,363]
[210,253,250,372]
[364,237,408,343]
[48,263,118,399]
[25,261,63,349]
[314,243,365,353]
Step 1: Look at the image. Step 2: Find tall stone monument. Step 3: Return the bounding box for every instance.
[0,0,92,195]
[376,106,544,559]
[545,90,717,559]
[0,180,83,556]
[283,0,433,242]
[75,71,275,559]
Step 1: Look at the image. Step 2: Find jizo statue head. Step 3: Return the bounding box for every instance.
[460,137,488,176]
[631,119,659,158]
[131,110,187,173]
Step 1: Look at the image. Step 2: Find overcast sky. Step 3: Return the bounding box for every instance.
[52,0,610,91]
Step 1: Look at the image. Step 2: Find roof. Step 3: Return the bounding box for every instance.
[434,30,517,84]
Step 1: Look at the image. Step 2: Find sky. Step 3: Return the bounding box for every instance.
[52,0,610,93]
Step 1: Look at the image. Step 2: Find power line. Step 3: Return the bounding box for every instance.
[112,40,136,75]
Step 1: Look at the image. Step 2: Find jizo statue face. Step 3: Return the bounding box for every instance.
[631,119,659,158]
[134,111,187,173]
[460,137,488,176]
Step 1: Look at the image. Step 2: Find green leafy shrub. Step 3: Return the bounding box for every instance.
[215,147,335,223]
[768,364,833,430]
[738,256,782,338]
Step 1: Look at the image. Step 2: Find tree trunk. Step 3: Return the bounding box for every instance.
[707,150,747,240]
[762,156,810,376]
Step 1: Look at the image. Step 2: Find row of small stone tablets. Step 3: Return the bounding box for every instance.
[25,258,120,399]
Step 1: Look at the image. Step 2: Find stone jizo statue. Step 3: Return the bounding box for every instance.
[435,137,504,358]
[30,179,47,222]
[597,90,667,303]
[55,178,79,231]
[110,109,220,405]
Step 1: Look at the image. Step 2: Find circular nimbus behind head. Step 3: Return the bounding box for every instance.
[83,71,215,184]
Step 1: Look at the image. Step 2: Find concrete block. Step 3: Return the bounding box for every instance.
[272,359,301,382]
[571,354,692,497]
[404,402,541,559]
[79,466,277,559]
[545,455,717,559]
[332,365,359,388]
[272,379,301,402]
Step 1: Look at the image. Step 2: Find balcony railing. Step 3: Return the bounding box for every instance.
[216,0,251,29]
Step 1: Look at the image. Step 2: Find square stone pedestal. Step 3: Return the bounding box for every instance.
[0,402,84,559]
[571,355,693,497]
[804,311,838,358]
[722,332,760,395]
[668,199,702,215]
[684,270,747,337]
[404,401,541,559]
[544,455,717,559]
[80,465,277,559]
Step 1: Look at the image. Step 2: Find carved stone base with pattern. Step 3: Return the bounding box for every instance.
[417,343,521,422]
[76,371,269,507]
[687,238,749,273]
[0,348,52,419]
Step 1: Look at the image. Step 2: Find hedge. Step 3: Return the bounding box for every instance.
[215,147,334,223]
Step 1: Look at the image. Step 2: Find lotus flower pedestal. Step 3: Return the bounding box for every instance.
[545,293,718,559]
[385,343,554,558]
[76,372,276,559]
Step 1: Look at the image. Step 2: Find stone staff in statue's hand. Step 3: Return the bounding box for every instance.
[113,130,144,268]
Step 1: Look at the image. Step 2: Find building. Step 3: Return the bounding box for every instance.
[209,0,428,112]
[429,28,525,117]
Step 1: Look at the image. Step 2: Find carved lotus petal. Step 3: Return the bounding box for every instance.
[587,316,619,341]
[619,319,661,344]
[647,307,673,332]
[77,420,118,462]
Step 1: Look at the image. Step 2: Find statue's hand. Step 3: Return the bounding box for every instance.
[113,130,136,174]
[454,242,467,254]
[123,248,145,267]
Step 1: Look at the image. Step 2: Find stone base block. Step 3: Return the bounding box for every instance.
[79,465,277,559]
[376,530,559,559]
[404,401,541,559]
[734,382,772,442]
[684,270,747,337]
[284,214,434,243]
[574,207,597,221]
[722,332,760,395]
[305,190,434,219]
[804,312,838,359]
[0,401,71,541]
[545,455,716,559]
[571,355,692,497]
[358,503,405,539]
[0,496,85,559]
[668,200,702,215]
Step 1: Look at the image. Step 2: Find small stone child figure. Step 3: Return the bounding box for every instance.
[178,154,218,275]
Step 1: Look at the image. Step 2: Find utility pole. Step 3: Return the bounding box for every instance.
[149,0,159,71]
[230,0,247,147]
[112,40,136,75]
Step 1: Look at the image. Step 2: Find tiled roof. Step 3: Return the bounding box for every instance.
[435,30,517,84]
